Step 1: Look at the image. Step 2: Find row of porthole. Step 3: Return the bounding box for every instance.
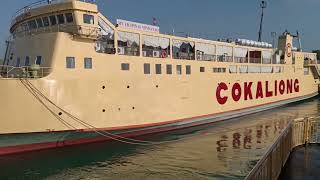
[102,107,135,112]
[101,85,159,89]
[57,106,136,116]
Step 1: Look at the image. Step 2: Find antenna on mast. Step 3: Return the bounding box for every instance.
[258,1,267,42]
[296,31,302,52]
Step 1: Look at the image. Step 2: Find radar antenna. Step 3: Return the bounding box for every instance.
[258,1,267,42]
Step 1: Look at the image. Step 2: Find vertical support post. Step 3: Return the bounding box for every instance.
[258,1,267,42]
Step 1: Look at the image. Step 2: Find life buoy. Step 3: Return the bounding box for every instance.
[286,43,292,57]
[161,51,167,58]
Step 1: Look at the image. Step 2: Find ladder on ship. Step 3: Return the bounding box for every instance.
[309,65,320,80]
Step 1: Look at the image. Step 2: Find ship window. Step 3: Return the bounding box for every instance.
[173,40,195,60]
[249,51,262,64]
[118,31,140,56]
[274,66,283,73]
[155,64,162,74]
[239,66,248,73]
[186,65,191,75]
[234,48,248,63]
[96,17,115,54]
[57,14,65,24]
[229,65,237,73]
[49,15,57,25]
[144,63,150,74]
[16,58,21,67]
[196,43,216,61]
[25,56,30,66]
[84,58,92,69]
[83,14,94,24]
[166,64,172,74]
[213,67,226,73]
[65,13,74,23]
[176,65,182,75]
[200,67,205,72]
[262,51,272,64]
[216,46,233,62]
[42,17,50,27]
[261,66,273,73]
[27,20,37,30]
[121,63,130,71]
[36,18,44,28]
[36,56,42,65]
[142,35,170,58]
[248,66,261,73]
[66,57,75,69]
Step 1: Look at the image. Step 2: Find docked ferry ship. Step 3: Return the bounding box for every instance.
[0,0,319,155]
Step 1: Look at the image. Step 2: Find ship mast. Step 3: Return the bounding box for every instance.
[258,1,267,42]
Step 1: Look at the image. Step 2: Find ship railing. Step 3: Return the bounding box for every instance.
[245,117,320,180]
[13,24,100,39]
[0,65,52,79]
[11,0,96,26]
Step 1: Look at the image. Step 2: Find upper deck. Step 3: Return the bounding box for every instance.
[3,0,318,79]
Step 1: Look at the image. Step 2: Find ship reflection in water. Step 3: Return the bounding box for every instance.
[0,97,320,180]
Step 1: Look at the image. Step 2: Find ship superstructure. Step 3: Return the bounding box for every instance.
[0,0,319,155]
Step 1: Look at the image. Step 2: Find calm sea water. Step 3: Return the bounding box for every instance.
[1,97,320,180]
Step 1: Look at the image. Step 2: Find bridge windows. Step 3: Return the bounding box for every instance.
[142,35,170,58]
[84,58,92,69]
[200,67,205,72]
[118,31,140,56]
[57,14,65,24]
[83,14,94,24]
[35,56,42,65]
[16,58,21,67]
[36,18,43,28]
[196,43,216,61]
[27,20,37,30]
[66,57,75,69]
[42,17,50,27]
[49,15,57,26]
[65,13,74,23]
[173,40,195,60]
[25,56,30,66]
[216,46,233,62]
[234,48,248,63]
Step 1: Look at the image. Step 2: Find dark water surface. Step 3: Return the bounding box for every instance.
[1,97,320,180]
[279,144,320,180]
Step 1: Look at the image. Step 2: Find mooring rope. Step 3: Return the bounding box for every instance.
[19,78,249,146]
